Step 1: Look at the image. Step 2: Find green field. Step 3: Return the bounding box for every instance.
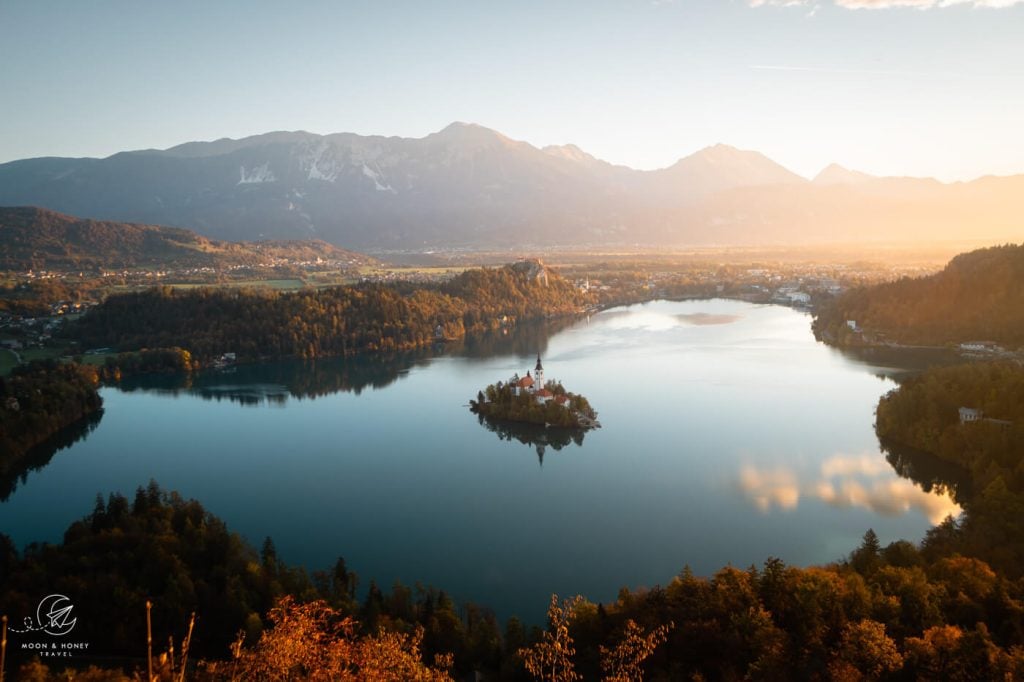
[160,278,307,291]
[19,347,67,363]
[0,348,18,375]
[357,265,471,278]
[79,351,118,367]
[231,278,306,290]
[0,345,115,374]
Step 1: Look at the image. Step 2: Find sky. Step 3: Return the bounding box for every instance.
[1,0,1023,181]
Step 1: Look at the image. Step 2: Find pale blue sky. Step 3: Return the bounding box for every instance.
[2,0,1022,180]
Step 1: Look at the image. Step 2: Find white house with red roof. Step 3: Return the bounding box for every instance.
[510,372,534,396]
[534,388,554,404]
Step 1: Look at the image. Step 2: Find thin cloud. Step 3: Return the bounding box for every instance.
[836,0,937,6]
[843,0,1024,6]
[751,0,1024,8]
[749,64,939,77]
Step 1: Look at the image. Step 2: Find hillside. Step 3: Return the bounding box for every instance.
[0,206,373,271]
[813,244,1024,348]
[876,362,1024,490]
[3,123,1019,249]
[69,260,590,361]
[0,361,103,463]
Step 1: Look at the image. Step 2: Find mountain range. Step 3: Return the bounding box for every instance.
[1,123,1021,249]
[0,206,372,272]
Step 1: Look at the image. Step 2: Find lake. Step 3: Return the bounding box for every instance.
[0,299,960,623]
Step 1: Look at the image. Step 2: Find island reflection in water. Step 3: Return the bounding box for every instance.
[474,412,586,466]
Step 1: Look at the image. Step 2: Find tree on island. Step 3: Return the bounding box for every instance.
[470,378,597,429]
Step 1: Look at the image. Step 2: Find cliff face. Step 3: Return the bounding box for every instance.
[509,259,549,287]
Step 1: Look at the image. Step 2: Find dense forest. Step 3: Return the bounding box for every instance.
[470,379,597,429]
[0,484,520,678]
[0,361,103,462]
[876,362,1024,490]
[8,481,1024,680]
[98,347,196,380]
[874,361,1024,579]
[68,261,589,363]
[0,483,315,662]
[813,244,1024,348]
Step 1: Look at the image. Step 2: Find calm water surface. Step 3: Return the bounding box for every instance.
[0,300,959,622]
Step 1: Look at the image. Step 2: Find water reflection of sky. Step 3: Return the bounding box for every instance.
[0,298,965,624]
[738,452,961,524]
[676,312,743,326]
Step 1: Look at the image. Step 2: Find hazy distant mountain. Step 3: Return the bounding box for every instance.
[813,163,875,185]
[654,144,805,200]
[0,206,373,271]
[0,123,1021,249]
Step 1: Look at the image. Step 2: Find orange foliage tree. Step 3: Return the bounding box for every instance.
[207,596,453,681]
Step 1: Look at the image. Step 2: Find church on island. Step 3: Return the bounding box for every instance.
[509,355,570,408]
[469,354,599,430]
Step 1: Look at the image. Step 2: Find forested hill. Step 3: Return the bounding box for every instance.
[69,261,590,361]
[0,206,372,271]
[0,361,103,461]
[876,362,1024,494]
[813,244,1024,348]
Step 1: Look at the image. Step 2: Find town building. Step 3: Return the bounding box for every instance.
[959,407,983,423]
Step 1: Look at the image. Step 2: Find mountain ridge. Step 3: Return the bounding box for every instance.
[812,163,875,185]
[1,123,1021,249]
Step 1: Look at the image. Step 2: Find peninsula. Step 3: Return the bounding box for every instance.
[469,355,599,429]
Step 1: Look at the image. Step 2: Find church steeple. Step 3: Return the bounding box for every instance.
[534,354,544,387]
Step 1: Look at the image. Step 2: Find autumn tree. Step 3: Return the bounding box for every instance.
[827,619,903,680]
[599,619,673,682]
[221,596,453,681]
[520,594,585,682]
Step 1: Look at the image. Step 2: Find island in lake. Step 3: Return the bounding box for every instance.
[469,355,599,429]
